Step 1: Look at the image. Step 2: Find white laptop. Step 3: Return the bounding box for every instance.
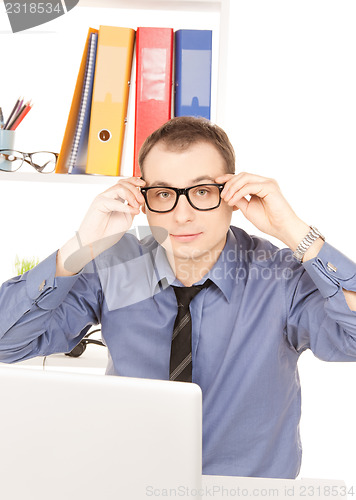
[0,365,202,500]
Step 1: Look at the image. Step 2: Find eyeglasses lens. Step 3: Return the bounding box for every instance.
[0,150,23,172]
[30,152,57,173]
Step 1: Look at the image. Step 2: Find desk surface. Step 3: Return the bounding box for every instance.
[11,342,108,375]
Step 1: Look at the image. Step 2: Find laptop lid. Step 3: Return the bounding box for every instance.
[0,366,202,500]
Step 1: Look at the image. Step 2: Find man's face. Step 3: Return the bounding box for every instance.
[141,141,235,266]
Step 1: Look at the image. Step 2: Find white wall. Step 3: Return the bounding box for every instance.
[0,0,355,487]
[224,1,356,487]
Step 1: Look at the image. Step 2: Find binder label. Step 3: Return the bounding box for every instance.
[141,48,167,102]
[181,49,211,107]
[94,46,128,103]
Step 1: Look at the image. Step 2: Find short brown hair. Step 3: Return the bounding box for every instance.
[138,116,235,176]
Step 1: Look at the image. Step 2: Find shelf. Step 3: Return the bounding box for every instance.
[0,171,120,184]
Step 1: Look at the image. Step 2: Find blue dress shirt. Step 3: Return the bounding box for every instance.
[0,226,356,479]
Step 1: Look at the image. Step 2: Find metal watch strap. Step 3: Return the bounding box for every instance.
[293,226,325,263]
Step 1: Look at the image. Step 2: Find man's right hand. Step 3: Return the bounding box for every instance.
[56,177,146,277]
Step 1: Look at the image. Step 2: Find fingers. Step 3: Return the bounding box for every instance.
[225,183,265,206]
[216,172,278,206]
[101,177,146,209]
[100,197,141,215]
[215,173,234,183]
[232,196,249,214]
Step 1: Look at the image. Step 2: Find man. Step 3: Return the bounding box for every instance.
[0,116,355,479]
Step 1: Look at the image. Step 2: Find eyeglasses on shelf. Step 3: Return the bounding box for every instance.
[0,149,59,173]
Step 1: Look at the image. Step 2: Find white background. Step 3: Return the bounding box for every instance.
[0,0,355,488]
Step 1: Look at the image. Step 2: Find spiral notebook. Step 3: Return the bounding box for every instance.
[68,32,98,174]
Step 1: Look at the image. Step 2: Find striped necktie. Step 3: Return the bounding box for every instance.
[169,281,210,382]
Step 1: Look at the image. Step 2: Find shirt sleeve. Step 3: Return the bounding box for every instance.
[285,242,356,361]
[0,251,102,363]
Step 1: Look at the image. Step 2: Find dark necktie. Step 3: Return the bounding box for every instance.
[169,281,210,382]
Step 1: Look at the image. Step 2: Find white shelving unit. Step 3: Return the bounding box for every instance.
[0,0,230,183]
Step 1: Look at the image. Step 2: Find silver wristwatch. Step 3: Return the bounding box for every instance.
[293,226,325,263]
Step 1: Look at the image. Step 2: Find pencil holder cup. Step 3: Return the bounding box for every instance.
[0,130,16,172]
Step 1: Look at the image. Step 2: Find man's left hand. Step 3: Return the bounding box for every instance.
[216,172,304,245]
[216,172,356,311]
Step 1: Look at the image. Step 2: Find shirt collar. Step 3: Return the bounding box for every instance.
[149,243,177,296]
[202,228,241,303]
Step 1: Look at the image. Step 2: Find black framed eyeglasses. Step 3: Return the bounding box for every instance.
[0,149,59,173]
[141,183,225,213]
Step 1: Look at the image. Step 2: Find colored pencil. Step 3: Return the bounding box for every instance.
[11,102,33,131]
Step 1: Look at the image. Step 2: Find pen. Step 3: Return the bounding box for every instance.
[3,97,21,130]
[0,107,4,129]
[15,97,23,115]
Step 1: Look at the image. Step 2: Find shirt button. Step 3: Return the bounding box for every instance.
[38,279,46,292]
[327,262,337,273]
